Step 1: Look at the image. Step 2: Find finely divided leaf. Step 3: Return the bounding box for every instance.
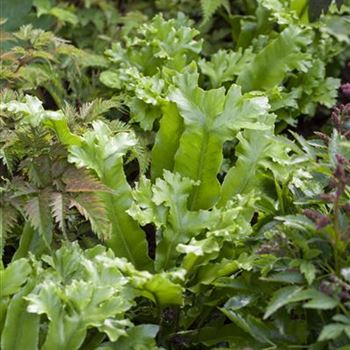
[25,191,53,247]
[0,205,18,258]
[70,193,111,240]
[201,0,230,24]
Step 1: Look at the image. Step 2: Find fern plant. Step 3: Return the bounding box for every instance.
[1,1,350,349]
[0,93,115,260]
[200,0,230,24]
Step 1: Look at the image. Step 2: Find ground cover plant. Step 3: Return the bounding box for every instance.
[1,0,350,349]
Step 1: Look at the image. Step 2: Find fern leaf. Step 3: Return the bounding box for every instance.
[25,191,53,247]
[0,148,16,175]
[50,192,67,235]
[69,193,111,240]
[170,83,271,210]
[109,119,133,133]
[79,97,123,122]
[218,130,271,206]
[0,205,18,258]
[236,26,312,92]
[201,0,230,24]
[63,168,110,193]
[47,119,153,269]
[127,139,150,175]
[151,102,183,179]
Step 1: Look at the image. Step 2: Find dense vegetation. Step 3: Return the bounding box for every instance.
[1,0,350,349]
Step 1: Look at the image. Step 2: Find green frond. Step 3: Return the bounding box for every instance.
[63,167,110,193]
[79,97,123,122]
[127,138,150,175]
[200,0,230,24]
[24,191,53,247]
[0,205,18,258]
[109,119,133,133]
[69,193,111,240]
[49,192,67,236]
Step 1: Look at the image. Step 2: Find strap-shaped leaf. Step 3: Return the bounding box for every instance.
[170,84,271,209]
[151,102,184,179]
[42,313,86,350]
[219,130,271,206]
[1,283,40,350]
[0,258,32,297]
[26,281,86,350]
[172,86,225,209]
[237,26,312,92]
[11,223,45,261]
[153,172,218,269]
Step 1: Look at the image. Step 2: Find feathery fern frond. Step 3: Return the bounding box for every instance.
[127,139,150,175]
[109,120,151,174]
[69,193,111,240]
[200,0,230,24]
[50,192,68,236]
[63,168,110,193]
[109,119,133,133]
[79,97,123,122]
[0,148,16,175]
[0,204,18,258]
[25,190,53,247]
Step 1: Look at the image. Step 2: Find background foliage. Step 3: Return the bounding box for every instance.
[1,0,350,349]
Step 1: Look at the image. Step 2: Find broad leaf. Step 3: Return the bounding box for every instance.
[107,324,160,350]
[1,283,40,350]
[151,102,183,179]
[237,26,312,92]
[264,286,304,319]
[318,323,346,341]
[0,258,32,297]
[171,84,272,209]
